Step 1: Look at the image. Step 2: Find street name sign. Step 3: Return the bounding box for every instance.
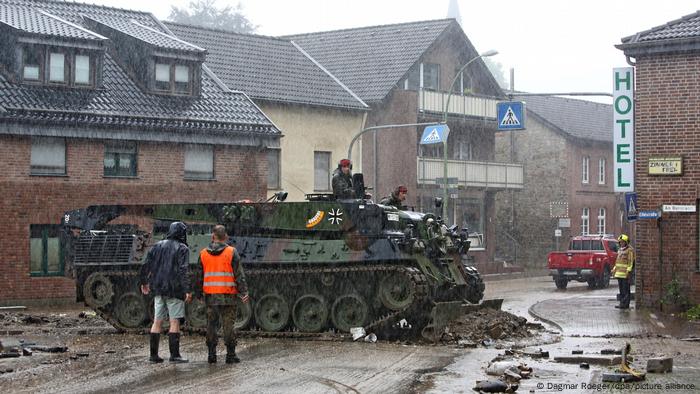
[420,124,450,144]
[662,205,696,213]
[558,218,571,228]
[497,101,525,130]
[614,67,634,192]
[648,157,683,175]
[638,210,660,219]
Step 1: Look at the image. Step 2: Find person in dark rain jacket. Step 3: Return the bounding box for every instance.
[139,221,191,363]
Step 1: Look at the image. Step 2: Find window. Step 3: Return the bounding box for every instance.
[597,208,606,235]
[314,151,331,191]
[423,63,440,90]
[404,65,420,90]
[174,65,191,94]
[155,63,171,91]
[581,207,590,235]
[184,145,214,180]
[30,224,64,276]
[31,137,66,175]
[49,52,66,83]
[75,54,91,85]
[104,141,137,177]
[454,140,472,160]
[452,70,473,94]
[607,241,619,253]
[267,149,280,189]
[582,156,589,184]
[459,198,485,250]
[23,47,41,81]
[598,158,606,184]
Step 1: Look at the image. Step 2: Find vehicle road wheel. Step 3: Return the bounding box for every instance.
[235,296,253,330]
[83,273,114,308]
[186,298,207,329]
[378,272,415,311]
[331,294,368,333]
[587,278,597,289]
[115,292,147,328]
[554,277,568,290]
[254,294,289,332]
[292,294,328,333]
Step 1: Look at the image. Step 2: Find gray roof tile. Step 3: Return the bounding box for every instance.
[0,0,278,136]
[87,15,204,53]
[516,95,613,143]
[0,3,104,40]
[622,10,700,44]
[285,19,454,102]
[165,22,366,110]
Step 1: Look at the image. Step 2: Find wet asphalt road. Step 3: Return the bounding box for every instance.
[3,276,621,394]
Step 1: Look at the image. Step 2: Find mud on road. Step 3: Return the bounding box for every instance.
[0,305,545,394]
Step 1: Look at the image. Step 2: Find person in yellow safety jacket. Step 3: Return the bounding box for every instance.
[197,224,249,364]
[613,234,635,309]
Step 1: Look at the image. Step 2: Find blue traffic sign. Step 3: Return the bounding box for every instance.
[625,192,638,221]
[638,210,660,219]
[420,124,450,145]
[497,101,525,130]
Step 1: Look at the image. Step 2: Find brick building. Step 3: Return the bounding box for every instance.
[0,0,279,304]
[617,11,700,308]
[288,20,523,265]
[495,96,624,267]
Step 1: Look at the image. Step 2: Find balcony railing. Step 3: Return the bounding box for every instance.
[417,157,523,190]
[418,89,498,119]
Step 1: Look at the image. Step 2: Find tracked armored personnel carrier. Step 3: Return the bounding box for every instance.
[61,176,485,339]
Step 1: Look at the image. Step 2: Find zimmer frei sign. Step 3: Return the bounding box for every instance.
[613,67,634,192]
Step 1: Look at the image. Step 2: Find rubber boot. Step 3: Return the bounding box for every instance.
[149,333,164,363]
[207,342,217,364]
[168,333,188,363]
[225,344,240,364]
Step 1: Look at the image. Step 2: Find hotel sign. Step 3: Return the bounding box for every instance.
[613,67,634,192]
[648,157,682,175]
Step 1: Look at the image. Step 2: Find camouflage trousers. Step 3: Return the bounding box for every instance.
[206,303,237,347]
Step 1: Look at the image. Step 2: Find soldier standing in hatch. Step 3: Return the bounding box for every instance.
[380,185,408,210]
[139,221,191,364]
[332,158,355,199]
[197,225,249,364]
[613,234,635,310]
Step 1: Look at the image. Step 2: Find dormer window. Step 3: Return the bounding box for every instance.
[75,55,91,85]
[23,47,42,81]
[49,52,67,84]
[154,61,192,95]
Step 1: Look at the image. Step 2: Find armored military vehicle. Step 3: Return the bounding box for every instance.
[61,176,485,339]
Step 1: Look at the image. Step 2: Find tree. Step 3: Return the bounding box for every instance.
[168,0,257,33]
[483,57,508,90]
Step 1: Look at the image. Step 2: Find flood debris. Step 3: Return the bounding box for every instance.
[580,362,590,369]
[554,356,621,365]
[0,367,14,374]
[32,345,68,353]
[522,348,549,359]
[473,379,518,393]
[646,357,673,373]
[600,348,622,355]
[350,327,366,341]
[443,309,537,346]
[572,350,583,355]
[602,372,644,383]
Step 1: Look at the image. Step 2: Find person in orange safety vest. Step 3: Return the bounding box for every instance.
[197,225,249,364]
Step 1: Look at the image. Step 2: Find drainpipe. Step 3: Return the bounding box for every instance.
[658,216,663,309]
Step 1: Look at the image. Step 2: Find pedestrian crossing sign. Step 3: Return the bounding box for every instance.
[497,101,525,130]
[420,124,450,145]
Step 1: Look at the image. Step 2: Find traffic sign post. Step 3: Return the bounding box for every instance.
[497,101,525,130]
[625,192,638,221]
[420,124,450,145]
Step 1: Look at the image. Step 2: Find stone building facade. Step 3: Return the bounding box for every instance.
[495,96,623,267]
[617,11,700,308]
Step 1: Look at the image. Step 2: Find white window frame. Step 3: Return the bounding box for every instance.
[581,207,590,235]
[184,144,214,180]
[582,156,589,184]
[598,158,606,185]
[49,52,66,83]
[597,208,606,235]
[74,54,91,85]
[31,137,66,176]
[313,151,332,192]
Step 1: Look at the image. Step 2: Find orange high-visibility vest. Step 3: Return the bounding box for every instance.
[200,246,238,294]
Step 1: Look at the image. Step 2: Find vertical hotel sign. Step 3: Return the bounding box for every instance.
[613,67,634,192]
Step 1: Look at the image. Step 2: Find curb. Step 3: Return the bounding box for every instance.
[528,300,564,332]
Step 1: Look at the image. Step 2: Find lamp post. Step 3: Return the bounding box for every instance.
[441,50,498,221]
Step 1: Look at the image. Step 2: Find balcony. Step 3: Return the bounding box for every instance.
[417,157,523,190]
[418,89,498,119]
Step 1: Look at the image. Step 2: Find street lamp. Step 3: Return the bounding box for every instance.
[440,50,498,221]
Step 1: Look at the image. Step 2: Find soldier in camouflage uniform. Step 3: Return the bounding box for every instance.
[197,225,249,364]
[380,185,408,210]
[332,159,355,199]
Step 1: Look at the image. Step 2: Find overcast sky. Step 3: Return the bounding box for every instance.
[86,0,699,103]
